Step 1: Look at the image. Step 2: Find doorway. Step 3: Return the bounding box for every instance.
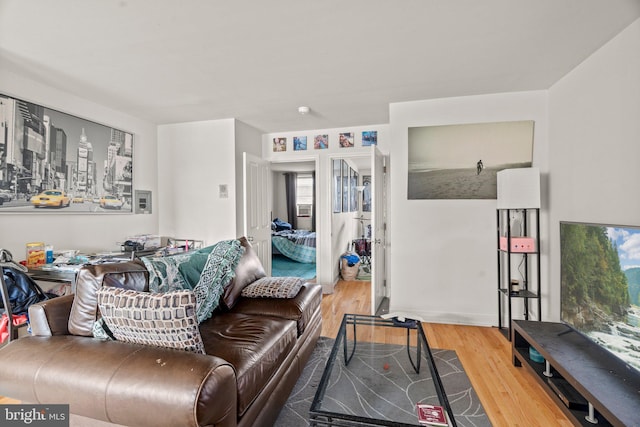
[332,155,371,280]
[331,150,387,315]
[245,150,387,315]
[270,161,317,280]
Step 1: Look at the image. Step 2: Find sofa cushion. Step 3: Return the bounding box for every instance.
[232,283,322,337]
[96,287,205,354]
[68,261,149,336]
[199,312,297,416]
[221,237,267,310]
[241,276,304,299]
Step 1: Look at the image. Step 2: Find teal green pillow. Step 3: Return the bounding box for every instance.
[178,245,216,289]
[141,252,192,292]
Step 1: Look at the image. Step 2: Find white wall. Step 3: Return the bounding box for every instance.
[0,68,159,257]
[547,18,640,321]
[389,91,549,326]
[157,119,239,246]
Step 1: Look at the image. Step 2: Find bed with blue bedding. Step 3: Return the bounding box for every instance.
[272,227,316,264]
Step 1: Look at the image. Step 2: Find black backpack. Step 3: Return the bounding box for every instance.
[1,250,50,315]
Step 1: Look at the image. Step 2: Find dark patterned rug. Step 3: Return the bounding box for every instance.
[275,337,492,426]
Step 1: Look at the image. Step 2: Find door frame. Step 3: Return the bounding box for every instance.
[371,146,388,315]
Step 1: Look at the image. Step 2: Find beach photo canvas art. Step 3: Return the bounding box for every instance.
[408,120,534,200]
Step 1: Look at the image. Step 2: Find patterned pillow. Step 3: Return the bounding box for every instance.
[192,240,242,322]
[140,252,192,292]
[240,276,304,299]
[96,287,205,354]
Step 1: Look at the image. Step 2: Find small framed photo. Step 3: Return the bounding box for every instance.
[314,134,328,149]
[293,136,307,151]
[273,137,286,152]
[362,131,377,146]
[339,132,354,148]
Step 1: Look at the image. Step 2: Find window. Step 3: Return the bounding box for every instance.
[296,173,313,217]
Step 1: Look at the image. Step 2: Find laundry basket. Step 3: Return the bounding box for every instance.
[340,252,361,280]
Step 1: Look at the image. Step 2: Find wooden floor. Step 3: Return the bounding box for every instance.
[322,280,573,427]
[2,280,572,426]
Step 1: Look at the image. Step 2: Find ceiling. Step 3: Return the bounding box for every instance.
[1,0,639,134]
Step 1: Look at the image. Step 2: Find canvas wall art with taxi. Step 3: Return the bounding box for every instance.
[0,93,133,213]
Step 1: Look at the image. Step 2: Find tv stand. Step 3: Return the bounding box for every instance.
[556,326,575,337]
[512,320,640,427]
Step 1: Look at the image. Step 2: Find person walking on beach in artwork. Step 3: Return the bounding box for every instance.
[476,159,484,175]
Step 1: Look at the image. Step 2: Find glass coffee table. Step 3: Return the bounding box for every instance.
[310,314,456,426]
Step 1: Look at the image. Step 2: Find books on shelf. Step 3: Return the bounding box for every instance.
[416,403,448,426]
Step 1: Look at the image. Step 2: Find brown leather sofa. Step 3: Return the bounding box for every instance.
[0,238,322,427]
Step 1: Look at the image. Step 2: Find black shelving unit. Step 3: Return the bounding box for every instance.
[496,208,541,340]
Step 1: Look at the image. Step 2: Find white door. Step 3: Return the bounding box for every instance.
[371,147,387,315]
[243,152,272,275]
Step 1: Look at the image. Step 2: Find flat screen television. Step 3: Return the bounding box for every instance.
[560,221,640,373]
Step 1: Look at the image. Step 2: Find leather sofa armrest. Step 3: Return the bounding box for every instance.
[0,336,238,427]
[28,294,75,336]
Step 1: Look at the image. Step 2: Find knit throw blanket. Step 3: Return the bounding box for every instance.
[142,239,244,323]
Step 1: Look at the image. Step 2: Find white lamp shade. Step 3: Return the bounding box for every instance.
[497,167,540,209]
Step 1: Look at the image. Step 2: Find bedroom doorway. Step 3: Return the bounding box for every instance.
[270,160,317,280]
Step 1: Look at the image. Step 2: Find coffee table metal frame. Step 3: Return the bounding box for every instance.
[309,313,457,427]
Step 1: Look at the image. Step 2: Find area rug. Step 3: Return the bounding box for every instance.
[275,337,491,426]
[272,254,316,280]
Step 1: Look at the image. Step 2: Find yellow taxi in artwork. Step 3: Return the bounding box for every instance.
[30,190,71,208]
[99,194,123,210]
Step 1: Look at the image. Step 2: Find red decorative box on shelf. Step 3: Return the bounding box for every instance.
[499,236,536,253]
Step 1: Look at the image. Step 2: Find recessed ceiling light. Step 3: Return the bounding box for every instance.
[298,106,310,115]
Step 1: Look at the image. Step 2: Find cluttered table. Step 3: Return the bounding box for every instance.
[27,251,140,290]
[26,237,204,290]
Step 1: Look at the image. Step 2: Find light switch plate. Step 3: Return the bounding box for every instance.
[219,184,228,198]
